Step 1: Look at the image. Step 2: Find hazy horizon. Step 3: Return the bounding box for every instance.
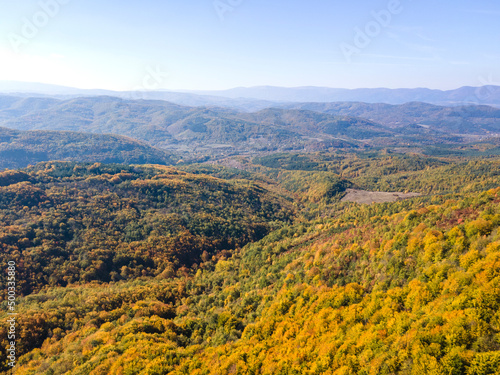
[1,79,499,94]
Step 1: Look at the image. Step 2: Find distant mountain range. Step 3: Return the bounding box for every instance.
[1,94,499,159]
[0,95,374,153]
[191,86,500,107]
[0,81,276,112]
[1,81,500,109]
[1,85,500,168]
[278,102,500,135]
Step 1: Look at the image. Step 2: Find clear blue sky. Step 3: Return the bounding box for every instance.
[1,0,499,91]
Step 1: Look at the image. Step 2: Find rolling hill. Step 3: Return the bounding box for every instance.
[0,127,176,169]
[0,95,500,159]
[1,155,500,374]
[0,96,389,152]
[279,101,500,135]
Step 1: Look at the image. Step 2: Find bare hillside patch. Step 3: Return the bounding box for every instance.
[341,188,421,204]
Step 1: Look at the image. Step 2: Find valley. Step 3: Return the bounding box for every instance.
[1,150,500,374]
[0,89,500,374]
[3,0,500,372]
[1,93,500,170]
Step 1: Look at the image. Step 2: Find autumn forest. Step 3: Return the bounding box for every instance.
[0,151,498,374]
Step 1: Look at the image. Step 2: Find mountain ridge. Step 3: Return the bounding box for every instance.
[1,94,500,157]
[2,81,500,109]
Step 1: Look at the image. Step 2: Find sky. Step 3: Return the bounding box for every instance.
[0,0,499,91]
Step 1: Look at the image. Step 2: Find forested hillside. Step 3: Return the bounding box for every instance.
[1,95,500,157]
[1,154,500,374]
[0,127,176,169]
[279,101,500,134]
[0,95,386,152]
[0,162,294,296]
